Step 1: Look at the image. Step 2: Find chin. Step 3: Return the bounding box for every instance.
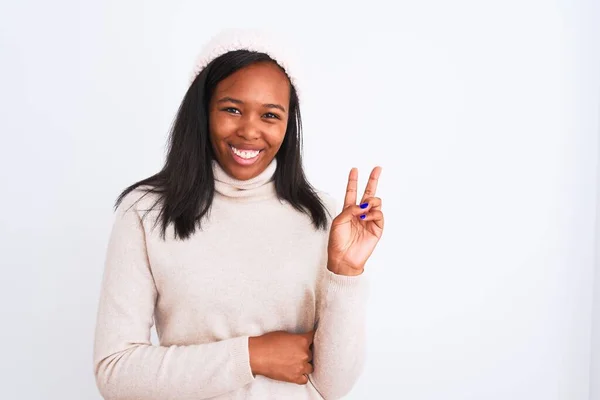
[219,159,261,180]
[230,165,259,180]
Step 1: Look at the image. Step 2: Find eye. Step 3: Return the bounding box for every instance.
[264,112,280,119]
[222,107,240,114]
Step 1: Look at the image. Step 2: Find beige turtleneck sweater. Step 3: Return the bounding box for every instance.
[93,159,369,400]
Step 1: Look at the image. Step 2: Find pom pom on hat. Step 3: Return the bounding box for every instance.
[190,28,302,97]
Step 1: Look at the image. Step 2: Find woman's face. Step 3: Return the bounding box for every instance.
[208,61,290,181]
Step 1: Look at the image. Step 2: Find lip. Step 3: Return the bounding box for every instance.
[230,144,264,151]
[229,145,262,166]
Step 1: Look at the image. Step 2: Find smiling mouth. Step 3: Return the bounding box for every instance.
[230,145,262,158]
[229,145,263,165]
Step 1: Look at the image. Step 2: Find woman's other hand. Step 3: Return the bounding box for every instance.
[248,330,314,385]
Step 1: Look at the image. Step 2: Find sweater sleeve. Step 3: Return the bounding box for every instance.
[308,194,370,400]
[93,191,255,400]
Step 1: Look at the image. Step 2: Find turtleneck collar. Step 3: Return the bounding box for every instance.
[213,159,278,200]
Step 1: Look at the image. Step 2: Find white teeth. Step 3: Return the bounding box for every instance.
[231,146,260,159]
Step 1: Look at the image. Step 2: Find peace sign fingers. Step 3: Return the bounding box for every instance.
[360,166,382,204]
[343,168,359,209]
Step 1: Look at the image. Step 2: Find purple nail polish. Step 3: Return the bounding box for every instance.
[360,214,366,219]
[360,203,369,209]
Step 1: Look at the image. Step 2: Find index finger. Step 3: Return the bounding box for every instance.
[361,166,382,203]
[343,168,359,208]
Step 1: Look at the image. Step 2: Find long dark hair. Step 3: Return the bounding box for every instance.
[115,49,329,240]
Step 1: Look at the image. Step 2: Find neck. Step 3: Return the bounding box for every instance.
[212,159,278,201]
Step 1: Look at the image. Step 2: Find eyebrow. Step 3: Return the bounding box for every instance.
[217,96,286,113]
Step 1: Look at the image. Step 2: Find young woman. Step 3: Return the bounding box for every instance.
[93,31,384,400]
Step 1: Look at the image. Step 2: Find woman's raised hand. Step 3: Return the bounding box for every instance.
[327,167,384,276]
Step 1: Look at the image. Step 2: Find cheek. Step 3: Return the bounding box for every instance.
[265,125,287,150]
[209,113,232,144]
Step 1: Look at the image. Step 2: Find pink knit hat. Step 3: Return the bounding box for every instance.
[189,28,302,98]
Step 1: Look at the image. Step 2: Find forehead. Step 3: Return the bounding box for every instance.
[213,62,290,102]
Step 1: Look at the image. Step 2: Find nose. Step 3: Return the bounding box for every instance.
[237,115,261,141]
[236,114,261,141]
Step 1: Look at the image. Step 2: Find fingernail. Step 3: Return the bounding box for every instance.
[360,214,366,219]
[360,203,369,209]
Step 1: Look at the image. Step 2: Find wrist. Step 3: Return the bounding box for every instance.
[248,336,265,376]
[327,261,364,276]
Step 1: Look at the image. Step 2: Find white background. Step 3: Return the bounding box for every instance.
[1,0,599,399]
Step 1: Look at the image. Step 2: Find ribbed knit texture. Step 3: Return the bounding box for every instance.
[93,159,369,399]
